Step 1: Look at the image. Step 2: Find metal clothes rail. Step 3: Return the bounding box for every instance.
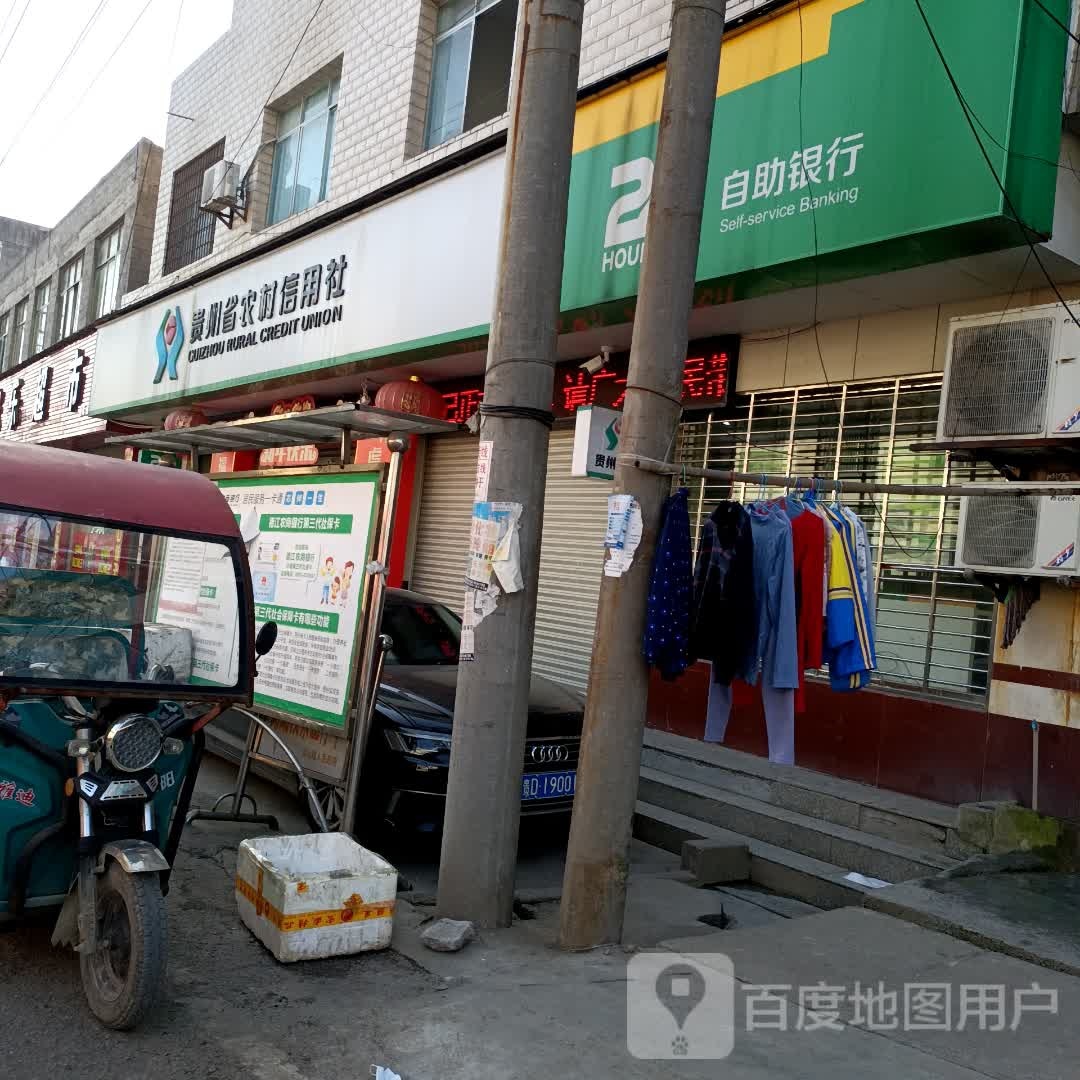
[624,455,1080,497]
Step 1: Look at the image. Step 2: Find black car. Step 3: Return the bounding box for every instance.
[353,588,584,838]
[214,588,585,835]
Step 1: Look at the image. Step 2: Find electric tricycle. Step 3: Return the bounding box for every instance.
[0,442,275,1029]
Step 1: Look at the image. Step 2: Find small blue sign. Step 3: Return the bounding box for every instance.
[304,491,315,506]
[283,492,294,506]
[316,491,326,506]
[294,490,304,504]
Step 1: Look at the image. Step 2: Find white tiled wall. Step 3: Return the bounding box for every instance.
[136,0,777,301]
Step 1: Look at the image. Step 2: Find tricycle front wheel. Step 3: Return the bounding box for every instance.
[80,862,167,1030]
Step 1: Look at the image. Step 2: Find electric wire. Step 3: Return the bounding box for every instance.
[795,0,830,386]
[0,0,111,171]
[58,0,157,129]
[913,0,1080,331]
[0,0,32,73]
[203,0,327,206]
[1032,0,1080,46]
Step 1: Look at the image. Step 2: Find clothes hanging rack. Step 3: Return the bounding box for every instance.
[623,455,1080,497]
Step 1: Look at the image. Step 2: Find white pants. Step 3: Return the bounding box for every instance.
[704,679,795,766]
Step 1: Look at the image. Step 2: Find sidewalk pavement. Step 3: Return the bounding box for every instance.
[2,755,1076,1080]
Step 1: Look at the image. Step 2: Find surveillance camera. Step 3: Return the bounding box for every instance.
[580,346,612,376]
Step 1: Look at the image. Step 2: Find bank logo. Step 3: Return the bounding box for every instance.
[603,157,653,274]
[154,307,185,384]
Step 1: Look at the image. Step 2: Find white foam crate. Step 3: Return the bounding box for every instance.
[236,832,397,962]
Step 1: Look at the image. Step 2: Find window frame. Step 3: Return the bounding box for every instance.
[0,312,8,372]
[31,279,51,355]
[59,254,83,339]
[93,224,122,319]
[163,140,225,275]
[676,374,998,701]
[423,0,516,151]
[267,77,340,226]
[12,298,28,365]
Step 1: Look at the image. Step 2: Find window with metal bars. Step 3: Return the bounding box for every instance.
[163,140,225,275]
[676,374,997,701]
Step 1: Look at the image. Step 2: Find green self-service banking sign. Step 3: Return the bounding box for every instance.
[561,0,1069,319]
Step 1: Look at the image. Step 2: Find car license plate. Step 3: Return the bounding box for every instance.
[521,769,576,801]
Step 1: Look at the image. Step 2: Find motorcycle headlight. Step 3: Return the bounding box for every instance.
[105,714,163,773]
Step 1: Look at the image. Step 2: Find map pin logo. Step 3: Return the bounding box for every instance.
[655,963,707,1030]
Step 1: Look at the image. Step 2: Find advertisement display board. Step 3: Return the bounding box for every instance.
[155,470,379,731]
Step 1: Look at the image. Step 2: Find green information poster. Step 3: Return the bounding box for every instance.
[216,471,379,729]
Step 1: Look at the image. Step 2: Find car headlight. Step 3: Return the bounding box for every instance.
[105,714,163,773]
[383,729,451,758]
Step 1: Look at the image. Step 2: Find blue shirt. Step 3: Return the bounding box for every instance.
[748,503,800,690]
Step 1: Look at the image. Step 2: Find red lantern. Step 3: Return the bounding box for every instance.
[374,375,445,420]
[163,407,208,430]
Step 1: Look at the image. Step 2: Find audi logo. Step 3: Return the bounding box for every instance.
[530,744,569,764]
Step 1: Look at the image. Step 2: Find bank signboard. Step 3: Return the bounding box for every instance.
[562,0,1067,313]
[91,155,504,417]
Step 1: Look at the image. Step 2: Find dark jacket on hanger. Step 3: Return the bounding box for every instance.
[643,487,694,681]
[690,501,756,684]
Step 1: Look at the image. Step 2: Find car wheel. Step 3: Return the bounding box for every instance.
[300,780,345,832]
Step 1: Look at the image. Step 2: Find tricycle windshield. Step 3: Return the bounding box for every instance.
[0,507,246,695]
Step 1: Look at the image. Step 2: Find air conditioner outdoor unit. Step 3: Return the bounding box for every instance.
[938,303,1080,443]
[200,160,239,213]
[955,483,1080,577]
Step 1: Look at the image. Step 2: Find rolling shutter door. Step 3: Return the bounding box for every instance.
[409,430,610,693]
[532,431,609,692]
[409,436,476,612]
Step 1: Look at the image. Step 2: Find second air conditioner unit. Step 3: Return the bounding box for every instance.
[938,303,1080,443]
[956,483,1080,577]
[200,160,239,214]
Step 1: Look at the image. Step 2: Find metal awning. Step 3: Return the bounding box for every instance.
[105,403,462,453]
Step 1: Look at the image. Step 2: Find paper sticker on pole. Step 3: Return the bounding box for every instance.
[460,501,524,661]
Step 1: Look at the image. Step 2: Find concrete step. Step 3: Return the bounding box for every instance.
[633,801,874,910]
[638,766,958,884]
[641,729,973,858]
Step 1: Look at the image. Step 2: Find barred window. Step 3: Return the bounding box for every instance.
[163,140,225,275]
[677,374,997,701]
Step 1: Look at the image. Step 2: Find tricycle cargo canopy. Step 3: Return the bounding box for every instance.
[0,442,240,539]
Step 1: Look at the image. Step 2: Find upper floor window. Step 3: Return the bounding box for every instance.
[12,298,28,365]
[424,0,518,150]
[59,254,83,338]
[164,140,225,275]
[0,313,8,372]
[31,280,51,354]
[268,78,340,226]
[94,225,122,318]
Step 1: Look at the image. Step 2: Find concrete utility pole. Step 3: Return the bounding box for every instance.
[437,0,585,928]
[559,0,728,950]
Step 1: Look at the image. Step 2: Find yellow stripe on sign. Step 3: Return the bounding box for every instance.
[572,0,866,155]
[236,876,395,933]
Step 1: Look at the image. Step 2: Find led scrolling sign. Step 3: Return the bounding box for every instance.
[440,337,739,424]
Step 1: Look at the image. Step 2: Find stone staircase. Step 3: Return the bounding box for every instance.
[635,729,975,908]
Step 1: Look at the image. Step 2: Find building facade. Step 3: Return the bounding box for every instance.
[0,140,161,454]
[93,0,1080,812]
[0,139,161,377]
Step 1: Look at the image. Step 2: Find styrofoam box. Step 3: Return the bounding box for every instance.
[236,832,397,962]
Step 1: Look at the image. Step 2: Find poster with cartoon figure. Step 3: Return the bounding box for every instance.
[157,472,379,730]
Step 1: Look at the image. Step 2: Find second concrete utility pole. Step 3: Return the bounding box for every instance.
[559,0,728,950]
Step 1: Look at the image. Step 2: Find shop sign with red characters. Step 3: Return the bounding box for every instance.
[439,336,738,424]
